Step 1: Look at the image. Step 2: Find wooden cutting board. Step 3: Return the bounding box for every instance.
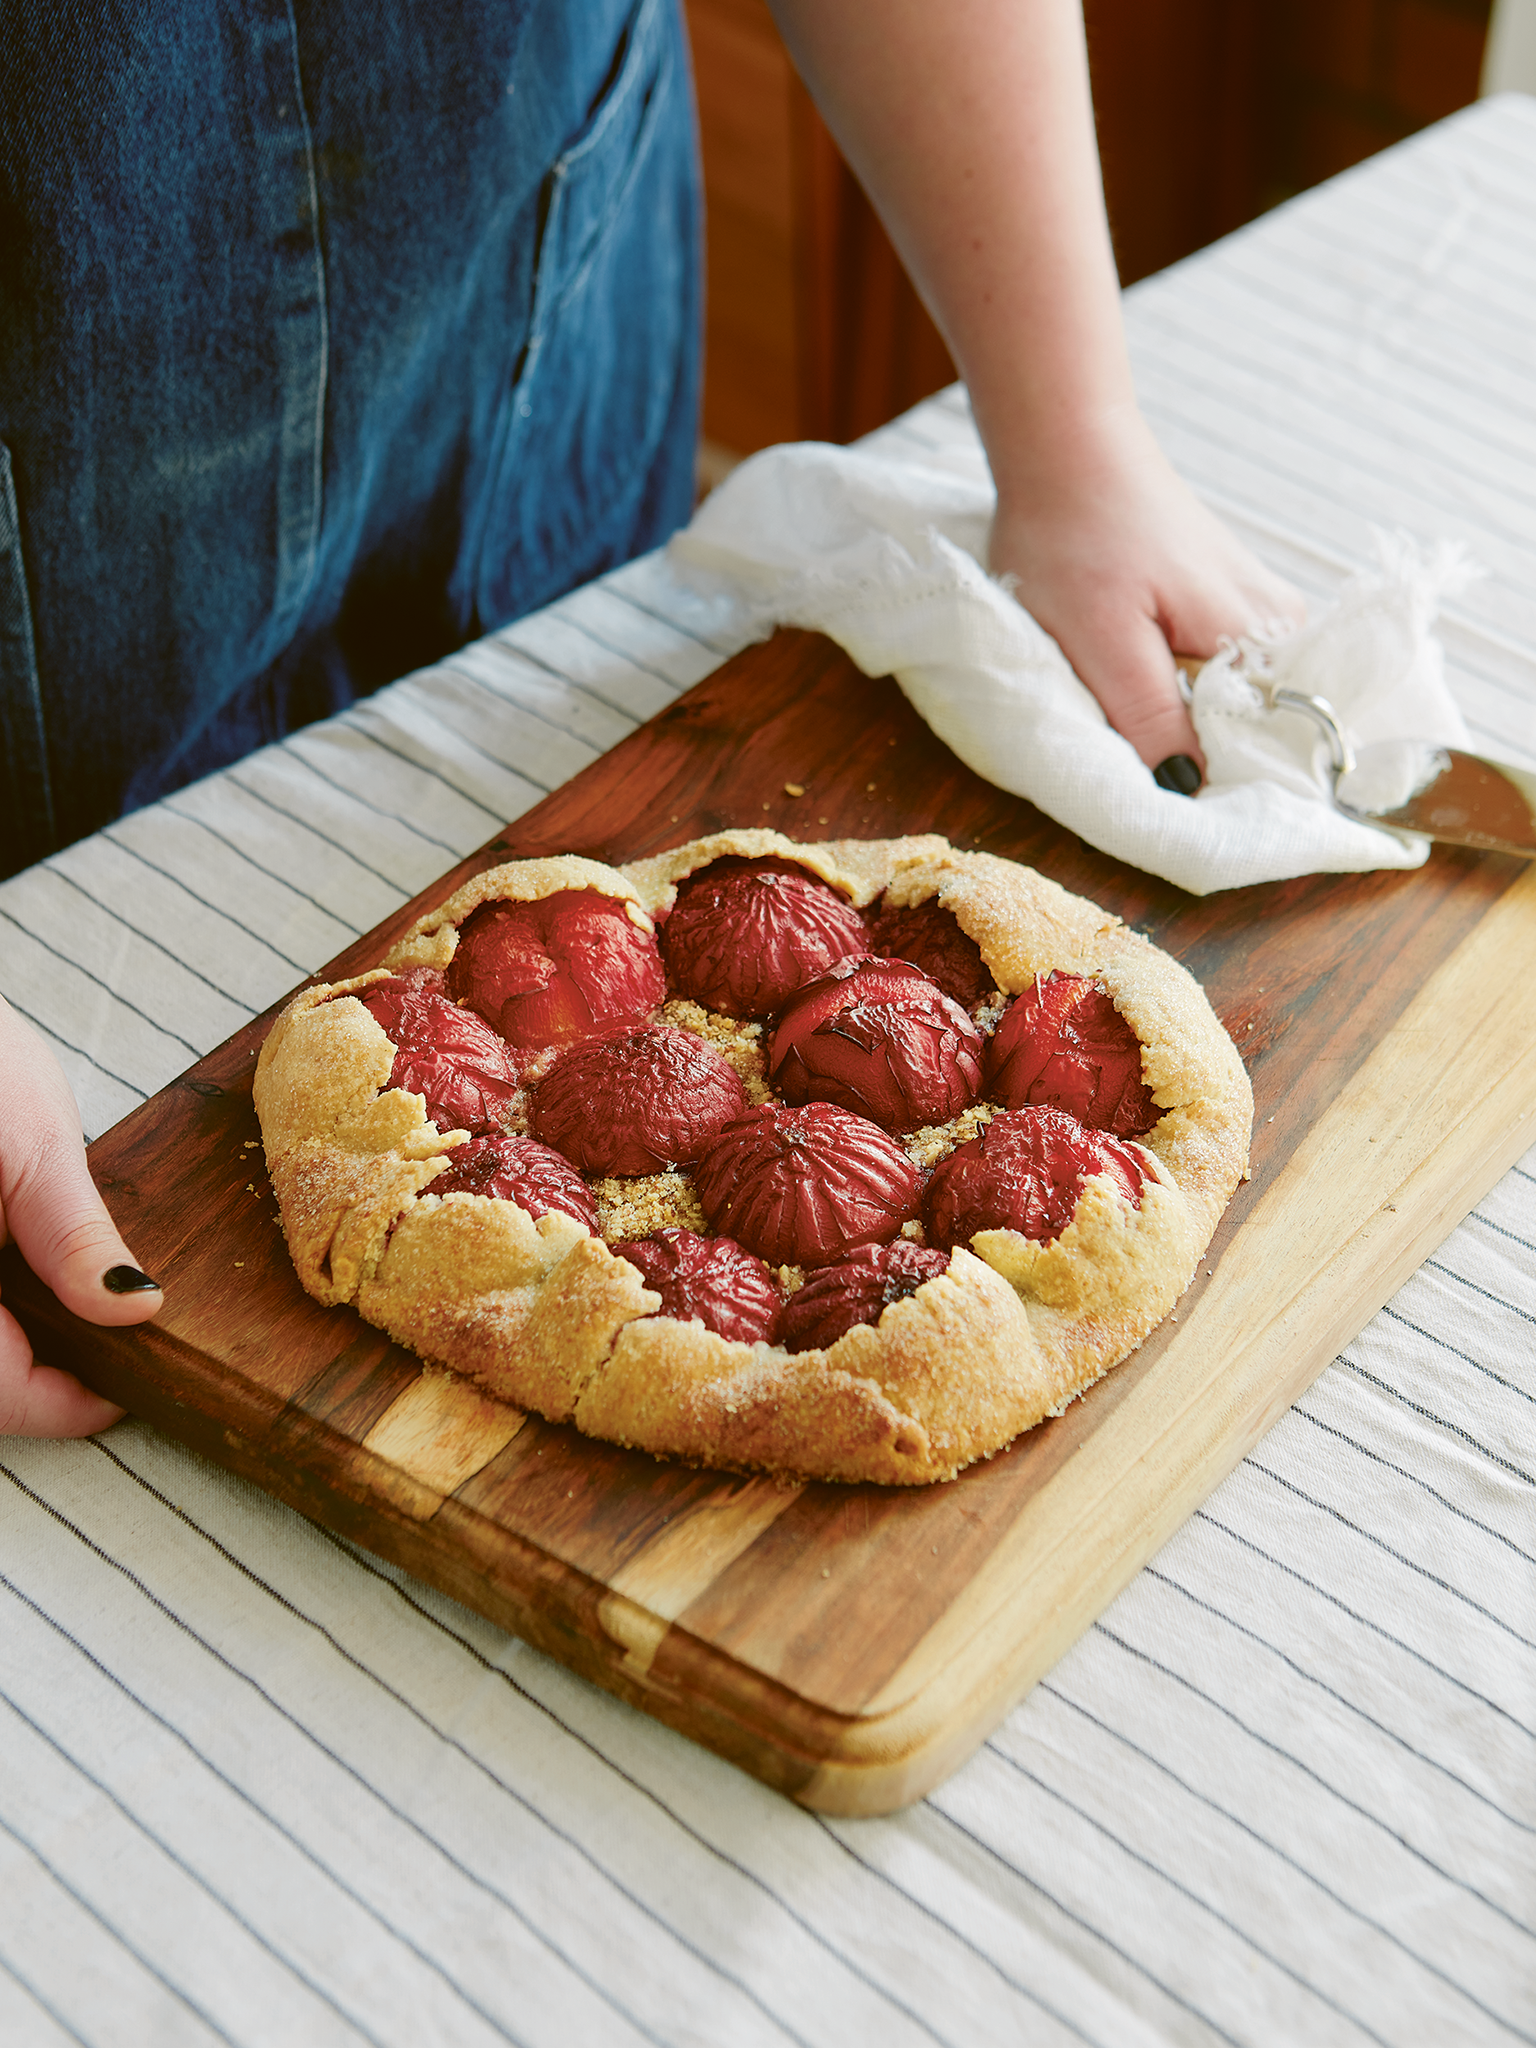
[9,629,1536,1814]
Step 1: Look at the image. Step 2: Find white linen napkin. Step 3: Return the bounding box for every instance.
[668,438,1474,896]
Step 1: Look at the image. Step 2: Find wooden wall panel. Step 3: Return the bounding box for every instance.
[685,0,955,454]
[1084,0,1266,284]
[1262,0,1493,198]
[685,0,800,452]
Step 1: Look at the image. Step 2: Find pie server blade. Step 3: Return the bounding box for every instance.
[1172,658,1536,859]
[1334,739,1536,858]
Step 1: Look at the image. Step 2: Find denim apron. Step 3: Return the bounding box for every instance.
[0,0,700,877]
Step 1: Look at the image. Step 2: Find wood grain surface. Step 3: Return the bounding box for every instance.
[7,628,1532,1814]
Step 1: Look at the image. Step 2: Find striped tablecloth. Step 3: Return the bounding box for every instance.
[2,95,1534,2048]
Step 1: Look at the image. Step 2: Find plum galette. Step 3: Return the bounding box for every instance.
[253,832,1251,1484]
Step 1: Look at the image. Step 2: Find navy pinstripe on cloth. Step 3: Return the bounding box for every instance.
[1,97,1533,2047]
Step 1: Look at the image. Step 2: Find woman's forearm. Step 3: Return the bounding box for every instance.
[767,0,1133,494]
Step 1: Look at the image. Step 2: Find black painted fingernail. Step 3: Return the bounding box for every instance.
[1153,754,1203,796]
[103,1265,161,1295]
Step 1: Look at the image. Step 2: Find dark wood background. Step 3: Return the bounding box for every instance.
[686,0,1494,455]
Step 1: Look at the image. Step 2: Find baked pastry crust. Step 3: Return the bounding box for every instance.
[254,833,1252,1483]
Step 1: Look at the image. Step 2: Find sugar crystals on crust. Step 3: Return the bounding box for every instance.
[253,835,1252,1484]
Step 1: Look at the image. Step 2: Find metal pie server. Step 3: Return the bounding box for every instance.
[1173,657,1536,859]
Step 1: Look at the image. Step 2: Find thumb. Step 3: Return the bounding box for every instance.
[0,997,163,1330]
[4,1125,164,1330]
[0,1000,153,1436]
[0,1119,148,1435]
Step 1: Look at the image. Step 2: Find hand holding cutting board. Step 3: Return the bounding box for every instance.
[0,996,151,1435]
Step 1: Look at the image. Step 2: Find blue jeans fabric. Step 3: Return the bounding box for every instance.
[0,0,701,878]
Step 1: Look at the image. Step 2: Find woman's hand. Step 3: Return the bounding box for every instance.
[988,404,1305,770]
[0,996,159,1436]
